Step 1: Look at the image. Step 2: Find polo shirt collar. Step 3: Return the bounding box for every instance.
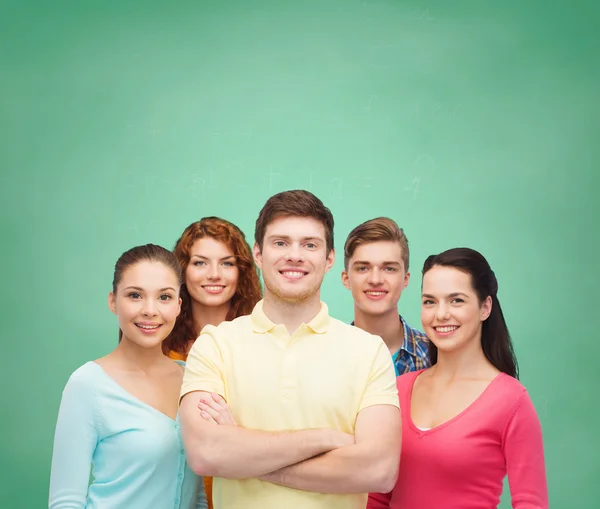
[305,302,329,334]
[251,299,330,334]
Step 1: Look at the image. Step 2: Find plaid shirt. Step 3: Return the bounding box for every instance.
[394,315,430,375]
[352,315,430,376]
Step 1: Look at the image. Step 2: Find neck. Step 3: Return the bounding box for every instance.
[431,337,495,381]
[353,306,404,355]
[112,337,166,370]
[262,289,322,335]
[191,300,231,337]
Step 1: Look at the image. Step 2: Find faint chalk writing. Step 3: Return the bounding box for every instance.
[412,153,437,173]
[404,177,421,201]
[330,178,343,199]
[147,128,162,140]
[365,95,378,113]
[411,102,421,118]
[419,8,434,20]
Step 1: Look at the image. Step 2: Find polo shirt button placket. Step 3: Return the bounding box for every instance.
[281,350,296,403]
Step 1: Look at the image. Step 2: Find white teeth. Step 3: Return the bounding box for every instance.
[282,271,304,277]
[204,286,224,291]
[435,326,458,333]
[365,291,386,296]
[137,324,160,330]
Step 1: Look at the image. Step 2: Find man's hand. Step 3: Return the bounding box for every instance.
[198,393,238,426]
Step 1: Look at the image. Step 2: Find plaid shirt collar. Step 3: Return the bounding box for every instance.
[399,314,422,358]
[351,315,427,356]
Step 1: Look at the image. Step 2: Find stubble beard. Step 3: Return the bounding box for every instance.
[264,277,322,305]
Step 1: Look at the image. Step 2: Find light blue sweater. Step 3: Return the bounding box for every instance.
[49,361,207,509]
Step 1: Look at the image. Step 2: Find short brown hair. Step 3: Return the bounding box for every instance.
[344,217,410,271]
[255,190,334,254]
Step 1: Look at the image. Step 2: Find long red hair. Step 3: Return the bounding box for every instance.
[162,217,262,356]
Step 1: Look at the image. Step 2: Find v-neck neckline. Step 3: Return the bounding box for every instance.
[90,361,179,423]
[407,369,504,436]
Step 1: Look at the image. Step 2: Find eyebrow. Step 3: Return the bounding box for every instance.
[421,292,469,299]
[123,286,177,292]
[352,260,401,266]
[266,235,323,242]
[190,254,236,261]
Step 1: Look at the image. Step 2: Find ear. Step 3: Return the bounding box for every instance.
[480,295,492,321]
[253,242,263,269]
[108,291,117,315]
[324,248,335,274]
[176,297,182,317]
[403,271,411,290]
[341,269,351,290]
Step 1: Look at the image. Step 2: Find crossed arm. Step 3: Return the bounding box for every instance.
[197,393,402,494]
[179,390,354,479]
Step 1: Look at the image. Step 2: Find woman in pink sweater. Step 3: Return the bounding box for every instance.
[368,248,548,509]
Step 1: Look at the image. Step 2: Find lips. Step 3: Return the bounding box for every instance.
[433,325,460,336]
[364,289,388,300]
[280,270,307,279]
[135,323,162,333]
[202,285,226,294]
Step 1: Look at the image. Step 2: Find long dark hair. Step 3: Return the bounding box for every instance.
[422,248,519,379]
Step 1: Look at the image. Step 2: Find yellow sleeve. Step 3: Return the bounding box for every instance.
[180,325,226,401]
[358,339,400,412]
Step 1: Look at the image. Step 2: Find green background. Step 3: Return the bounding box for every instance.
[1,1,598,507]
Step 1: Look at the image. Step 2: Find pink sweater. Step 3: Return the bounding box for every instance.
[368,370,548,509]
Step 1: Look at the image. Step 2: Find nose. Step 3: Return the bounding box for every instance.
[207,262,222,280]
[142,298,158,316]
[435,302,450,321]
[367,267,384,285]
[285,243,305,263]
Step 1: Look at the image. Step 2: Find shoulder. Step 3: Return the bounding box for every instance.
[59,362,105,414]
[202,314,253,340]
[168,359,186,379]
[328,317,384,346]
[481,373,540,429]
[491,373,528,401]
[64,361,103,389]
[396,369,423,392]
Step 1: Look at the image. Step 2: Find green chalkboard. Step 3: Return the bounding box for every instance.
[1,1,598,507]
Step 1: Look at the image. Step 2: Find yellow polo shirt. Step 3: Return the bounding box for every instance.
[181,300,399,509]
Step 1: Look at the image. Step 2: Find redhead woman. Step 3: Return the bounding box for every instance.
[49,244,207,508]
[368,248,548,509]
[163,217,262,508]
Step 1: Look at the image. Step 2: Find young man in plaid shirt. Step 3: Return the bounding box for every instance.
[343,217,430,375]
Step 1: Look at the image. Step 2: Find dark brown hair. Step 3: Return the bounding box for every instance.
[163,217,262,356]
[254,190,335,254]
[112,244,183,341]
[344,217,409,271]
[422,248,519,379]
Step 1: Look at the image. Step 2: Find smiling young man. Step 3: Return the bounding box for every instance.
[179,191,401,509]
[342,217,429,375]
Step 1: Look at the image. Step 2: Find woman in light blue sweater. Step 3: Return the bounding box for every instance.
[49,244,207,509]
